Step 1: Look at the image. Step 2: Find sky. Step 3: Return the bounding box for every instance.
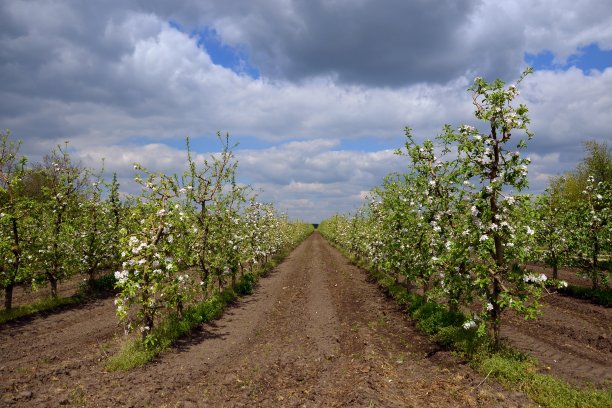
[1,0,611,223]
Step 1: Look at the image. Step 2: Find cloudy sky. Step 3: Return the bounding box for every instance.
[1,0,611,222]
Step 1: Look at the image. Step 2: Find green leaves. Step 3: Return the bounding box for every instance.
[113,136,314,342]
[322,69,547,348]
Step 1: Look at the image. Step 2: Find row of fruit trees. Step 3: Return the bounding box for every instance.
[0,132,313,338]
[319,69,611,348]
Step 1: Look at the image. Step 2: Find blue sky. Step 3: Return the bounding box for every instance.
[1,0,611,222]
[526,43,612,73]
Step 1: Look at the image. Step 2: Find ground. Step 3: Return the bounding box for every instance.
[0,233,609,406]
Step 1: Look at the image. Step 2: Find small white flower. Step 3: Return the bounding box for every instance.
[463,320,477,330]
[479,234,488,242]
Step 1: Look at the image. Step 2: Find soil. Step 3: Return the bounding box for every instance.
[502,291,612,388]
[0,233,607,407]
[502,263,611,387]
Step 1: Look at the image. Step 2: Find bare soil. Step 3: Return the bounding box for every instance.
[1,233,534,407]
[502,289,612,388]
[499,263,611,388]
[0,234,609,407]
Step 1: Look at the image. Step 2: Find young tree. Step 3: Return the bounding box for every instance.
[32,143,87,297]
[77,166,116,288]
[0,131,33,309]
[569,176,611,289]
[183,133,238,296]
[114,165,185,339]
[534,192,571,280]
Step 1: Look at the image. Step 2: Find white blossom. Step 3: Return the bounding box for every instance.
[463,320,477,330]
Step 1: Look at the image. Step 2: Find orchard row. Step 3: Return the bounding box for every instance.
[0,132,313,338]
[320,69,610,348]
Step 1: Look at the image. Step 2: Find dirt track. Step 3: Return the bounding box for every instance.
[1,233,535,407]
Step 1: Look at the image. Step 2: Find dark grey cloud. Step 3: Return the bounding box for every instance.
[200,0,526,86]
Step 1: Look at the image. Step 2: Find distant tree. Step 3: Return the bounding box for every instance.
[545,140,611,289]
[550,140,611,204]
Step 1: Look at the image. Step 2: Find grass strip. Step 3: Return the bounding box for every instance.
[0,274,116,325]
[479,355,611,408]
[332,244,612,408]
[0,295,81,325]
[559,284,611,307]
[106,243,300,371]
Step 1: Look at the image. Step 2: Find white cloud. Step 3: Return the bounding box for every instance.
[1,1,611,221]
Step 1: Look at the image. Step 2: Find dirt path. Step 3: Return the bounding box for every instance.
[1,233,532,407]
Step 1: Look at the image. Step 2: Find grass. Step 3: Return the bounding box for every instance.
[559,284,611,307]
[0,295,81,324]
[479,355,612,408]
[329,242,612,408]
[106,245,296,371]
[106,289,233,371]
[0,273,116,325]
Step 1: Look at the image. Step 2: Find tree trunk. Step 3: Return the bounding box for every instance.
[592,240,600,290]
[88,267,96,290]
[176,301,183,318]
[48,274,58,298]
[142,312,154,341]
[592,270,599,291]
[552,264,558,281]
[4,284,14,310]
[490,276,502,350]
